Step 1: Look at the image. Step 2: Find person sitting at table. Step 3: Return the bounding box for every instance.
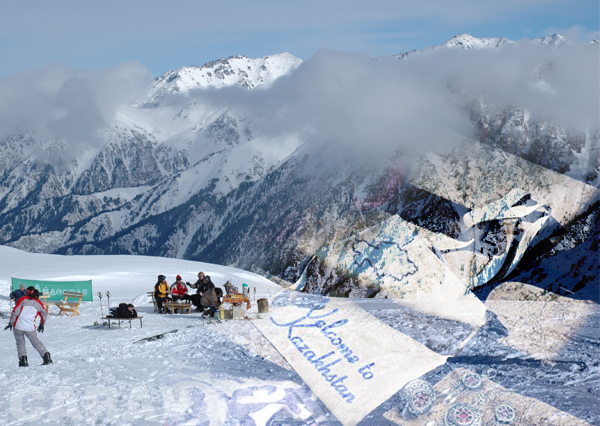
[170,275,189,302]
[201,286,223,317]
[188,272,212,311]
[154,275,170,313]
[10,284,27,304]
[200,275,215,294]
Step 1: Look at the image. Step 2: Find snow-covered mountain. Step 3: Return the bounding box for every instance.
[442,33,512,49]
[143,52,302,106]
[0,34,597,303]
[391,32,570,59]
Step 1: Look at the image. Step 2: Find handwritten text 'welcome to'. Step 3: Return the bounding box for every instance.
[272,308,375,404]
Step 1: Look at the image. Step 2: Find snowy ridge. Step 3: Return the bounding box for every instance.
[441,33,512,49]
[391,32,569,59]
[144,52,302,106]
[533,33,569,47]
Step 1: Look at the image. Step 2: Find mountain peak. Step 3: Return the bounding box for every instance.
[533,33,568,47]
[391,33,575,61]
[143,53,302,107]
[442,33,511,49]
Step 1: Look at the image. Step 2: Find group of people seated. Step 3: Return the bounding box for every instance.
[154,272,223,317]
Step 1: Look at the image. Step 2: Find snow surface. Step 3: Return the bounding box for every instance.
[0,246,296,426]
[0,246,597,426]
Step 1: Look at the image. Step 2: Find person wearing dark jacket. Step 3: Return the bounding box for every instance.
[9,284,26,303]
[199,275,215,295]
[188,272,207,292]
[188,272,213,310]
[5,287,52,367]
[116,303,138,318]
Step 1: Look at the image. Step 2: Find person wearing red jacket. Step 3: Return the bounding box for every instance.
[5,287,52,367]
[170,275,189,302]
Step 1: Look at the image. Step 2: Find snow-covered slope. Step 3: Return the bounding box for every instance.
[0,246,597,425]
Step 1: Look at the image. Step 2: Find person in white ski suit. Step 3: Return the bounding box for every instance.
[5,287,52,367]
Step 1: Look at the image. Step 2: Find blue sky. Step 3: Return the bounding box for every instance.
[0,0,598,78]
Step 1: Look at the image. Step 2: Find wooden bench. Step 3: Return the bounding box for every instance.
[147,291,159,312]
[11,292,51,311]
[164,302,192,314]
[39,292,51,311]
[101,316,143,328]
[53,291,84,316]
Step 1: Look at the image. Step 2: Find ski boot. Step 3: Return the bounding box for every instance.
[42,352,53,365]
[18,356,28,367]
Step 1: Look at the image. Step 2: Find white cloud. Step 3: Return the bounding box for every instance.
[184,40,598,168]
[0,40,597,173]
[0,62,152,164]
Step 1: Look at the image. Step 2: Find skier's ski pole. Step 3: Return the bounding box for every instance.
[106,291,111,313]
[98,292,104,317]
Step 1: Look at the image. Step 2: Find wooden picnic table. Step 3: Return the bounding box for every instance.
[164,302,192,314]
[53,291,84,316]
[37,292,84,316]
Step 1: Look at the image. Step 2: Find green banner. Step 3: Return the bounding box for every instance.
[11,278,93,302]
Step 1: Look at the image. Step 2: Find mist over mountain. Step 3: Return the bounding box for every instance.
[0,34,598,302]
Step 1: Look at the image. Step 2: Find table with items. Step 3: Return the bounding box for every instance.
[222,294,251,310]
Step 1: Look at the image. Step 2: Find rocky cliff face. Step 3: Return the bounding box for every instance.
[471,102,599,185]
